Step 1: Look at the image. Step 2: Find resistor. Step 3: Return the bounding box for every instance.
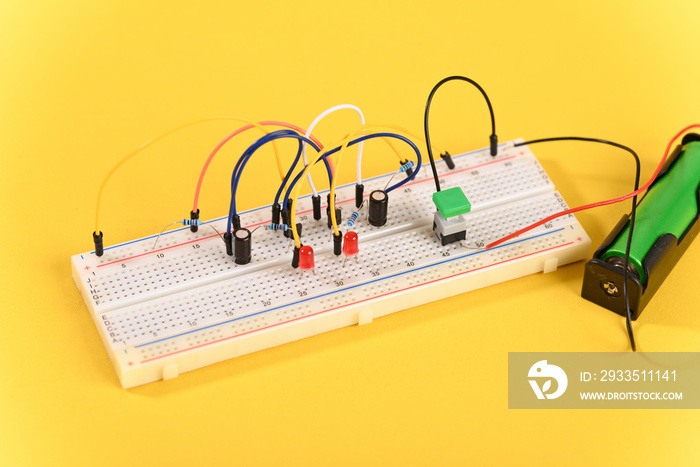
[181,219,203,227]
[399,160,415,173]
[347,211,360,227]
[266,223,290,231]
[347,200,365,227]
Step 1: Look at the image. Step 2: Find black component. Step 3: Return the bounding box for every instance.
[368,190,388,227]
[271,203,281,224]
[490,134,498,156]
[292,245,301,268]
[190,209,200,232]
[440,151,455,170]
[581,143,699,320]
[355,184,364,208]
[93,231,104,257]
[281,209,290,227]
[400,159,414,177]
[284,223,302,240]
[286,198,294,221]
[233,228,252,265]
[232,215,241,231]
[325,193,341,229]
[326,207,342,229]
[223,232,233,256]
[333,231,343,256]
[312,195,322,220]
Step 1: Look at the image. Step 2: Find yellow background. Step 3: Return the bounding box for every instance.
[2,0,699,465]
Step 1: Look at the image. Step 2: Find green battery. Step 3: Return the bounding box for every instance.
[600,141,700,284]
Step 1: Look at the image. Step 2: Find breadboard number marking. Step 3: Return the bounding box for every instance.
[187,320,197,327]
[156,253,165,259]
[261,300,271,306]
[441,251,450,257]
[192,244,200,250]
[369,270,380,277]
[101,315,121,344]
[298,290,308,297]
[556,195,568,210]
[404,187,412,193]
[406,261,415,267]
[334,280,344,287]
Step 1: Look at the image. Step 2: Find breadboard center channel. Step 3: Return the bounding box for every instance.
[71,139,591,388]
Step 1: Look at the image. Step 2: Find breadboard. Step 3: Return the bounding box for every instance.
[71,139,591,388]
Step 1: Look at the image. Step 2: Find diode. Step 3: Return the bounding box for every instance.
[299,245,315,273]
[368,190,388,227]
[342,231,359,266]
[233,228,252,265]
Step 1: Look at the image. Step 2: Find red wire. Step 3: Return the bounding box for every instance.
[192,121,329,212]
[485,124,700,249]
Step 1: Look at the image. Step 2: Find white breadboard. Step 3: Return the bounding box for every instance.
[71,139,591,387]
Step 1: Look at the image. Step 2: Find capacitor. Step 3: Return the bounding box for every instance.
[342,231,359,266]
[189,209,200,232]
[368,190,388,227]
[233,228,251,265]
[299,245,315,271]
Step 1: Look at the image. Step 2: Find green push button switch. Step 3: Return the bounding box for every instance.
[432,186,471,218]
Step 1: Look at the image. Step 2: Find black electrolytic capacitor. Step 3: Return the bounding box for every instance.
[368,190,388,227]
[233,228,251,265]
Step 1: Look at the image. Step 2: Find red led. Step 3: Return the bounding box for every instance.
[342,231,359,257]
[298,245,315,270]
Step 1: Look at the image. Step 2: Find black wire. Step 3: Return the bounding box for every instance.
[514,137,640,351]
[424,76,497,192]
